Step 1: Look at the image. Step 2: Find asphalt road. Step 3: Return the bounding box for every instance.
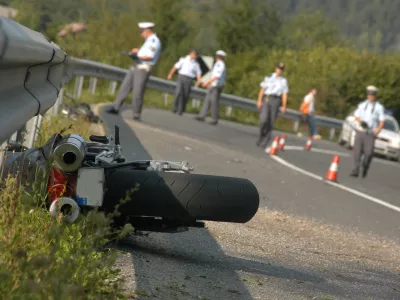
[99,105,400,240]
[97,104,400,300]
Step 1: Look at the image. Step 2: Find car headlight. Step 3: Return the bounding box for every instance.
[389,139,400,148]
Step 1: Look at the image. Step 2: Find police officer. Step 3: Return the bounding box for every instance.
[350,86,385,178]
[107,22,161,120]
[256,63,289,148]
[195,50,227,125]
[167,49,202,115]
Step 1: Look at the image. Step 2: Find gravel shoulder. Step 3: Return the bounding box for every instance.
[95,106,400,300]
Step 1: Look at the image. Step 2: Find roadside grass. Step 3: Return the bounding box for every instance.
[0,114,132,299]
[35,115,92,147]
[63,80,335,140]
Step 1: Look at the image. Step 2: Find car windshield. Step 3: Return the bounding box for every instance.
[383,119,398,132]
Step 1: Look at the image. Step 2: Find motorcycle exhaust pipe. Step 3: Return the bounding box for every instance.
[52,134,86,172]
[49,197,80,223]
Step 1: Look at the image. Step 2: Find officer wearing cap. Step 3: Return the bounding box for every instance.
[195,50,227,125]
[256,63,289,148]
[350,85,385,178]
[167,49,202,115]
[107,22,161,120]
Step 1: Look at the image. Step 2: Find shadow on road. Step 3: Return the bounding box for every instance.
[100,105,257,299]
[99,105,346,300]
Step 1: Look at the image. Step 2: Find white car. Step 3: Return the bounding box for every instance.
[339,114,400,161]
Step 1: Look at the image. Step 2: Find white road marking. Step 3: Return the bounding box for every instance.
[283,145,304,151]
[310,148,350,157]
[283,145,400,167]
[282,145,350,157]
[325,181,400,213]
[270,155,400,213]
[271,155,323,180]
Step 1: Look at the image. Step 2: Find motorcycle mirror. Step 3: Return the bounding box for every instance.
[115,125,120,145]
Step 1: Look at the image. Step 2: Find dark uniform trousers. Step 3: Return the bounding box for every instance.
[257,95,282,147]
[352,130,376,174]
[172,74,194,114]
[112,66,151,118]
[199,85,224,122]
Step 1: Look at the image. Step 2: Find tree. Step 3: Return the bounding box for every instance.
[279,10,343,50]
[144,0,191,55]
[212,0,281,54]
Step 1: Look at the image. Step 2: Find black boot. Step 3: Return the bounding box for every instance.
[194,116,205,122]
[362,168,368,178]
[350,170,359,177]
[106,107,119,114]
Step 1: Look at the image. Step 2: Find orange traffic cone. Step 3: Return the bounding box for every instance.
[325,155,340,182]
[279,134,286,150]
[269,136,280,155]
[305,137,312,151]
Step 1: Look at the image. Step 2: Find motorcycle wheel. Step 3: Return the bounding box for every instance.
[102,167,260,224]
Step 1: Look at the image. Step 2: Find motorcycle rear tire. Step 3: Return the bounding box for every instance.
[102,168,259,224]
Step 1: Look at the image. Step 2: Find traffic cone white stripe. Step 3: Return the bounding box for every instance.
[330,163,338,171]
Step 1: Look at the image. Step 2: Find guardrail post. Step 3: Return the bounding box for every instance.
[28,116,40,148]
[109,81,117,95]
[0,141,8,170]
[163,93,169,106]
[329,128,336,140]
[52,88,64,116]
[89,77,97,95]
[192,99,201,108]
[22,116,40,148]
[74,76,84,99]
[225,106,233,117]
[293,120,300,133]
[10,131,18,142]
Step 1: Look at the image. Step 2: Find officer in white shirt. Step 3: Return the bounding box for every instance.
[256,63,289,148]
[195,50,227,125]
[107,22,161,120]
[350,85,385,178]
[167,49,202,115]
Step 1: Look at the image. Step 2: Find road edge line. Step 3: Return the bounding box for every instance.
[92,103,107,136]
[271,155,400,214]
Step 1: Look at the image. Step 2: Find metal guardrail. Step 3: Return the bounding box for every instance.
[65,57,344,138]
[0,17,67,147]
[0,15,343,156]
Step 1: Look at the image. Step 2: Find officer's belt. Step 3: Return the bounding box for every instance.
[134,63,152,72]
[264,94,281,101]
[178,73,196,80]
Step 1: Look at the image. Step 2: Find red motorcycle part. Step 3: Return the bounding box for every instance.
[47,168,77,203]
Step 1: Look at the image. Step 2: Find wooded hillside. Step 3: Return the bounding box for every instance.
[5,0,400,121]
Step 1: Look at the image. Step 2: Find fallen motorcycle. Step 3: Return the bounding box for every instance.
[60,93,101,124]
[2,126,260,233]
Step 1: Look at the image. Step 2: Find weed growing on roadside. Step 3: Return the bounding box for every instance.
[0,115,134,299]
